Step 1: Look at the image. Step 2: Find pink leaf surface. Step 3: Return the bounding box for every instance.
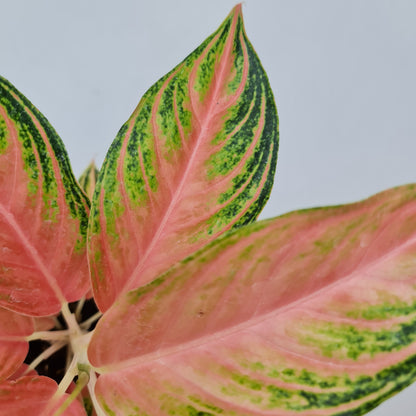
[33,315,57,331]
[0,76,90,316]
[0,375,86,416]
[90,184,416,415]
[0,307,33,381]
[88,4,278,311]
[7,363,38,380]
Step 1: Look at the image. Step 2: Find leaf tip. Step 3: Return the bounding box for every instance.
[226,3,246,37]
[233,3,243,14]
[229,3,244,22]
[78,159,99,200]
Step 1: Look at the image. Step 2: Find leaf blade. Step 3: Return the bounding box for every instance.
[0,375,87,416]
[78,161,99,201]
[0,76,90,315]
[90,184,416,415]
[88,4,279,311]
[0,308,33,381]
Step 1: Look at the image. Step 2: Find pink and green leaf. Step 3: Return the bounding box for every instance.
[78,161,99,201]
[0,375,87,416]
[88,4,279,311]
[0,308,33,381]
[0,76,90,316]
[89,184,416,415]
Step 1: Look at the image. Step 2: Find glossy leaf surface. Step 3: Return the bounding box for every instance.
[0,375,86,416]
[0,76,90,316]
[90,184,416,415]
[0,308,33,381]
[88,4,278,311]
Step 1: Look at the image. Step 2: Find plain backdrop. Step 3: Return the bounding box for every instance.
[1,1,415,414]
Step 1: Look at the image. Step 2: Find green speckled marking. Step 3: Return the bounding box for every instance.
[183,406,215,416]
[0,117,9,154]
[232,373,262,391]
[267,368,339,389]
[90,131,126,245]
[193,21,230,102]
[0,76,89,251]
[95,181,416,414]
[188,396,224,414]
[88,5,279,309]
[157,82,182,161]
[297,316,416,360]
[226,20,245,96]
[78,161,99,200]
[0,85,56,207]
[347,300,416,320]
[204,33,279,238]
[314,239,335,255]
[99,401,116,416]
[223,354,416,413]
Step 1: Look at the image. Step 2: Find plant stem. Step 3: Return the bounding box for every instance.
[80,311,102,330]
[55,353,78,397]
[65,341,73,372]
[53,316,64,330]
[52,369,90,416]
[26,330,70,342]
[75,297,86,322]
[61,302,82,335]
[23,341,66,375]
[87,370,107,416]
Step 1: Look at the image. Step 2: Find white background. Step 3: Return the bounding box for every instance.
[1,1,415,414]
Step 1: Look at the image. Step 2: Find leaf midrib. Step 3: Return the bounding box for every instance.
[99,227,416,374]
[123,16,239,293]
[0,203,65,307]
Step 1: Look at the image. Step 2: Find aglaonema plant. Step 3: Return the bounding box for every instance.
[1,4,415,416]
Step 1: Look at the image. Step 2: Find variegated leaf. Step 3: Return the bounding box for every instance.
[0,76,90,316]
[89,184,416,415]
[0,307,33,381]
[78,161,99,200]
[88,4,278,311]
[0,375,87,416]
